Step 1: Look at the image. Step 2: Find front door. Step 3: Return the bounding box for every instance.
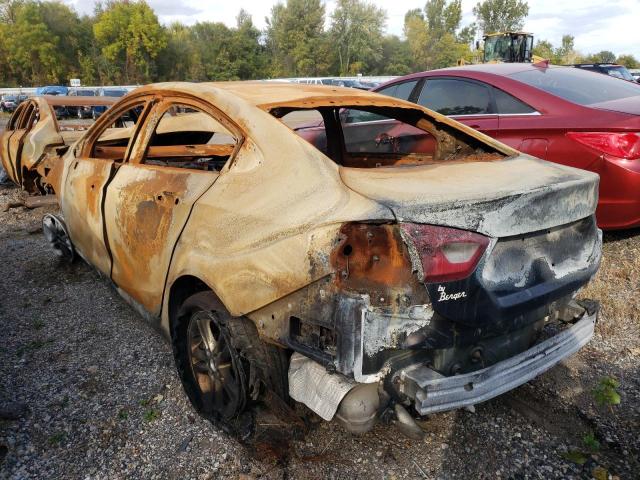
[103,98,241,315]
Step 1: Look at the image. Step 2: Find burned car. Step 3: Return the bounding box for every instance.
[0,95,117,193]
[38,82,601,436]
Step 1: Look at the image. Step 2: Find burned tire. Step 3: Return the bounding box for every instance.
[42,214,75,262]
[172,291,289,436]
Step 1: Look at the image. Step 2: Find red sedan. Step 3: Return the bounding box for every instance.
[374,64,640,230]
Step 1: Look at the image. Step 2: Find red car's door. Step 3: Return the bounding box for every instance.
[415,77,498,136]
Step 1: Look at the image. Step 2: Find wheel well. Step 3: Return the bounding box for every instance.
[167,275,213,334]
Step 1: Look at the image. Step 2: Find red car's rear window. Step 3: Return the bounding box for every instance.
[510,67,640,106]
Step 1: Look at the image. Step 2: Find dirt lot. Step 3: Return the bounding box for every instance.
[0,183,638,480]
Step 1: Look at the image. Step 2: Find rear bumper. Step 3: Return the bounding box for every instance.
[395,310,597,415]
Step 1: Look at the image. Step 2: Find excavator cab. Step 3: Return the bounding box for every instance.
[483,32,534,63]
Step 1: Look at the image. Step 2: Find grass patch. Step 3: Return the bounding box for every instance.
[117,408,129,420]
[16,339,53,357]
[32,319,45,330]
[48,432,66,446]
[582,431,600,452]
[143,409,160,422]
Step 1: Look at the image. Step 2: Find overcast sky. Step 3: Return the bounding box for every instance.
[63,0,640,58]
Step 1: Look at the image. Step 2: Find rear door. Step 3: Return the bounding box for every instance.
[61,96,153,275]
[415,77,498,136]
[103,97,242,315]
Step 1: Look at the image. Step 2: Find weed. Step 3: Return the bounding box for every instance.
[592,376,621,409]
[582,431,600,452]
[16,339,53,357]
[143,409,160,422]
[32,319,45,330]
[118,409,129,420]
[562,450,588,465]
[48,432,65,446]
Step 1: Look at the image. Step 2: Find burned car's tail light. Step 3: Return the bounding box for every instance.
[567,132,640,160]
[400,224,490,283]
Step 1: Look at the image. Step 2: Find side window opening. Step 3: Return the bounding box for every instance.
[274,105,504,169]
[141,104,238,172]
[91,102,147,162]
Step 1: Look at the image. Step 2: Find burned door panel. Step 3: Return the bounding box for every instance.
[104,164,218,315]
[61,157,115,275]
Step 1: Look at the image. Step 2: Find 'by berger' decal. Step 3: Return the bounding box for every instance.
[437,285,467,302]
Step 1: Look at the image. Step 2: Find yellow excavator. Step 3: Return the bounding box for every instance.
[458,32,546,65]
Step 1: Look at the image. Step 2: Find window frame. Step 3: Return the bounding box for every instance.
[417,76,496,117]
[80,94,154,162]
[127,96,245,174]
[376,78,423,103]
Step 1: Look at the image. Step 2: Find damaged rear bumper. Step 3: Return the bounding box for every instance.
[395,310,597,415]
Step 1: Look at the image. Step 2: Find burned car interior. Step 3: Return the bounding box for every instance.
[273,105,505,168]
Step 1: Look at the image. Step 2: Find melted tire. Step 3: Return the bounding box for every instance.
[172,291,289,438]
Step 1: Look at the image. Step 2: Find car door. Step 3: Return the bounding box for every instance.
[61,96,153,276]
[415,77,498,136]
[103,97,242,316]
[5,101,37,184]
[0,103,26,182]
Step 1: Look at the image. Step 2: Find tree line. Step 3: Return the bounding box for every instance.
[0,0,637,88]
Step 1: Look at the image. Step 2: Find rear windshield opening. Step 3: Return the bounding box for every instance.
[272,106,504,168]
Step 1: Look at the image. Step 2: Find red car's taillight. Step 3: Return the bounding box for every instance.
[400,224,490,283]
[567,132,640,160]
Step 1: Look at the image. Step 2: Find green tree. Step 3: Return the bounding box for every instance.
[403,0,471,71]
[371,34,412,75]
[4,1,66,84]
[532,39,554,62]
[330,0,386,75]
[617,54,639,69]
[473,0,529,34]
[265,0,328,77]
[586,50,617,64]
[93,0,167,83]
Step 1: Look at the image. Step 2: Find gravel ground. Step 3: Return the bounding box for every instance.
[0,183,639,480]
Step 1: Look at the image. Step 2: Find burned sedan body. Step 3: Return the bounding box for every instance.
[40,82,601,436]
[0,95,117,194]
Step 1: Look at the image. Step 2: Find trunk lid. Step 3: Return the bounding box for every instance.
[339,155,599,238]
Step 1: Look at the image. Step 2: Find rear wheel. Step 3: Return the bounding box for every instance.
[172,291,289,435]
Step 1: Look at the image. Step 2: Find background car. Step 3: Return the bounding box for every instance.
[0,95,116,192]
[66,88,97,118]
[374,64,640,229]
[0,94,19,112]
[91,87,128,119]
[569,63,637,82]
[35,85,69,96]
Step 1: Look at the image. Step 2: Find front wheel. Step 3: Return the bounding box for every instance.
[172,291,289,434]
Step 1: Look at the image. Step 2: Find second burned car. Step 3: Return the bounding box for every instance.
[38,82,601,436]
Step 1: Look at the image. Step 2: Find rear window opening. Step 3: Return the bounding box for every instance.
[273,105,504,168]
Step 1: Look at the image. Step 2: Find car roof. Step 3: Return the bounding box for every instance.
[136,81,408,109]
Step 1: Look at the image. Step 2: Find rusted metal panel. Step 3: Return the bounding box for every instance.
[104,164,218,315]
[61,157,114,276]
[41,95,118,107]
